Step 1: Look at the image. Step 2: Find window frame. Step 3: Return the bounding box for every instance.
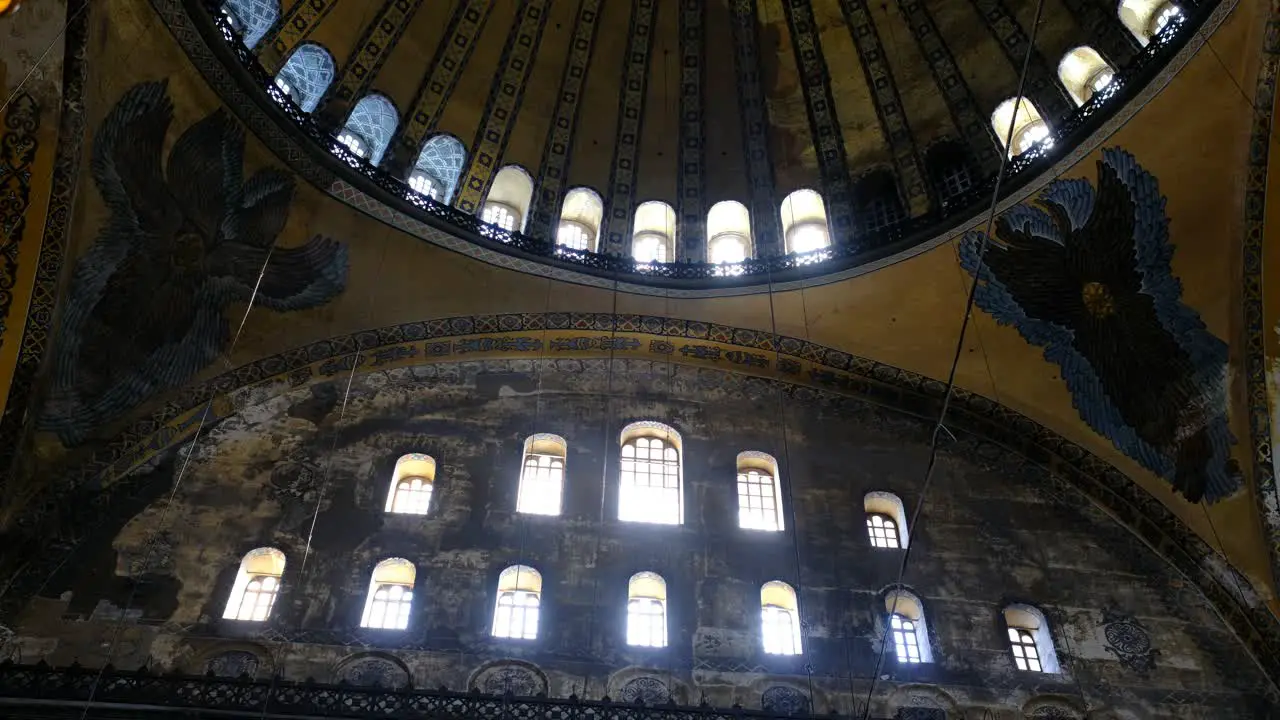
[482,201,520,232]
[363,583,414,630]
[618,433,683,526]
[891,613,924,664]
[866,512,901,549]
[556,220,594,252]
[222,548,287,623]
[492,588,541,640]
[735,452,784,532]
[336,130,370,159]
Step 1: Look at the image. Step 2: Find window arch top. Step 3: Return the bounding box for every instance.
[340,94,398,166]
[557,188,604,252]
[493,565,542,639]
[707,201,753,262]
[223,547,286,621]
[1003,604,1061,672]
[222,0,278,49]
[633,201,677,264]
[1119,0,1182,44]
[498,564,543,593]
[275,43,334,113]
[517,435,565,516]
[628,571,668,601]
[618,421,683,525]
[484,166,535,232]
[865,491,908,548]
[361,558,416,630]
[780,190,830,254]
[413,134,467,203]
[885,588,932,663]
[1058,46,1116,105]
[627,571,668,647]
[619,420,683,454]
[737,451,784,532]
[760,581,801,655]
[991,97,1050,157]
[385,454,437,515]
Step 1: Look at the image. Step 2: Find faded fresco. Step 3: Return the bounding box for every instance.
[39,81,349,445]
[960,148,1238,503]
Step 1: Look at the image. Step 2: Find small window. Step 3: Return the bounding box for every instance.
[1150,2,1182,34]
[1119,0,1182,44]
[413,135,467,203]
[337,94,398,166]
[517,434,566,516]
[385,454,437,516]
[626,571,668,647]
[761,581,802,655]
[483,166,534,232]
[925,141,975,203]
[1058,47,1117,105]
[618,422,683,525]
[853,172,905,234]
[884,589,932,663]
[223,547,286,621]
[274,43,335,113]
[780,190,830,254]
[707,200,753,263]
[557,188,604,253]
[1004,604,1061,672]
[337,131,369,159]
[991,97,1051,157]
[737,451,784,532]
[493,565,542,640]
[409,171,440,200]
[633,201,676,264]
[482,202,519,231]
[361,558,416,630]
[865,492,909,548]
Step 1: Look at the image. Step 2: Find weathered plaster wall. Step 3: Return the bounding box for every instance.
[10,361,1275,718]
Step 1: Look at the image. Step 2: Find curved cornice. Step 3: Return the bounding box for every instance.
[154,0,1235,298]
[8,312,1279,690]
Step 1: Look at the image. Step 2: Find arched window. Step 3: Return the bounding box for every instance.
[925,141,974,203]
[337,94,398,165]
[221,0,278,49]
[707,200,752,264]
[557,187,604,253]
[492,565,542,639]
[761,581,802,655]
[992,97,1051,157]
[274,43,335,112]
[1058,47,1117,105]
[632,201,677,264]
[517,434,566,516]
[1119,0,1183,44]
[411,134,467,203]
[1004,604,1061,672]
[885,589,932,663]
[361,558,415,630]
[384,454,437,516]
[626,571,668,647]
[780,190,830,254]
[737,451,784,532]
[618,421,683,525]
[222,547,286,621]
[483,166,534,232]
[865,492,909,549]
[854,171,905,233]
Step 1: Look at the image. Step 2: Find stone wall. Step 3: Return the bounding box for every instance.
[7,359,1275,718]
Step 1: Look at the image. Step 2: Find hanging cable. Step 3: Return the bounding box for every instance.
[856,0,1049,713]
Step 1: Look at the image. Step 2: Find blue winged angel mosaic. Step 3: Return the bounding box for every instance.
[959,148,1239,502]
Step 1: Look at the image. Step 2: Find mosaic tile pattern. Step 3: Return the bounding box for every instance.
[836,0,930,215]
[0,93,40,354]
[779,0,854,240]
[525,0,603,242]
[262,0,337,73]
[275,43,335,113]
[414,135,467,204]
[454,1,551,213]
[342,94,399,165]
[676,0,706,261]
[728,0,781,256]
[223,0,278,49]
[967,0,1072,122]
[602,0,660,254]
[393,0,494,174]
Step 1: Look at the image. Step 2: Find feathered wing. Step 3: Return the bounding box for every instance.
[209,234,349,310]
[230,168,296,250]
[979,200,1078,329]
[165,107,242,242]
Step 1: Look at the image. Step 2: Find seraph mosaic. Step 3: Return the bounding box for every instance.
[959,148,1238,503]
[41,81,349,444]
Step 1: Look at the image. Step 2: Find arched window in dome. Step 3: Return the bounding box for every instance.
[492,565,542,639]
[619,421,683,525]
[854,171,905,233]
[517,434,566,516]
[925,141,975,203]
[384,454,436,516]
[992,97,1052,157]
[273,43,334,113]
[761,581,802,655]
[626,572,668,647]
[885,589,932,663]
[780,190,830,254]
[223,547,286,621]
[557,187,604,253]
[411,134,467,203]
[361,558,415,630]
[1119,0,1183,44]
[482,166,534,233]
[707,200,753,264]
[221,0,278,49]
[632,201,677,264]
[865,491,909,549]
[1058,47,1116,105]
[1003,604,1061,672]
[336,94,397,165]
[737,451,784,532]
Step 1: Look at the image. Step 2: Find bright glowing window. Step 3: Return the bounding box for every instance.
[780,190,830,254]
[885,590,932,663]
[337,131,369,159]
[707,201,753,262]
[633,201,676,263]
[493,565,542,640]
[557,222,592,251]
[626,572,668,647]
[517,434,566,516]
[482,202,518,231]
[385,454,436,516]
[1058,47,1117,105]
[865,492,908,548]
[618,422,683,525]
[867,514,900,548]
[892,614,922,663]
[413,135,467,203]
[761,581,802,655]
[409,172,440,200]
[223,547,286,621]
[1119,0,1182,44]
[339,94,398,165]
[274,43,335,113]
[557,188,603,252]
[991,97,1051,157]
[361,558,415,630]
[709,234,748,264]
[274,77,293,100]
[1004,604,1061,672]
[484,166,534,232]
[1151,3,1182,34]
[737,451,783,531]
[633,232,670,263]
